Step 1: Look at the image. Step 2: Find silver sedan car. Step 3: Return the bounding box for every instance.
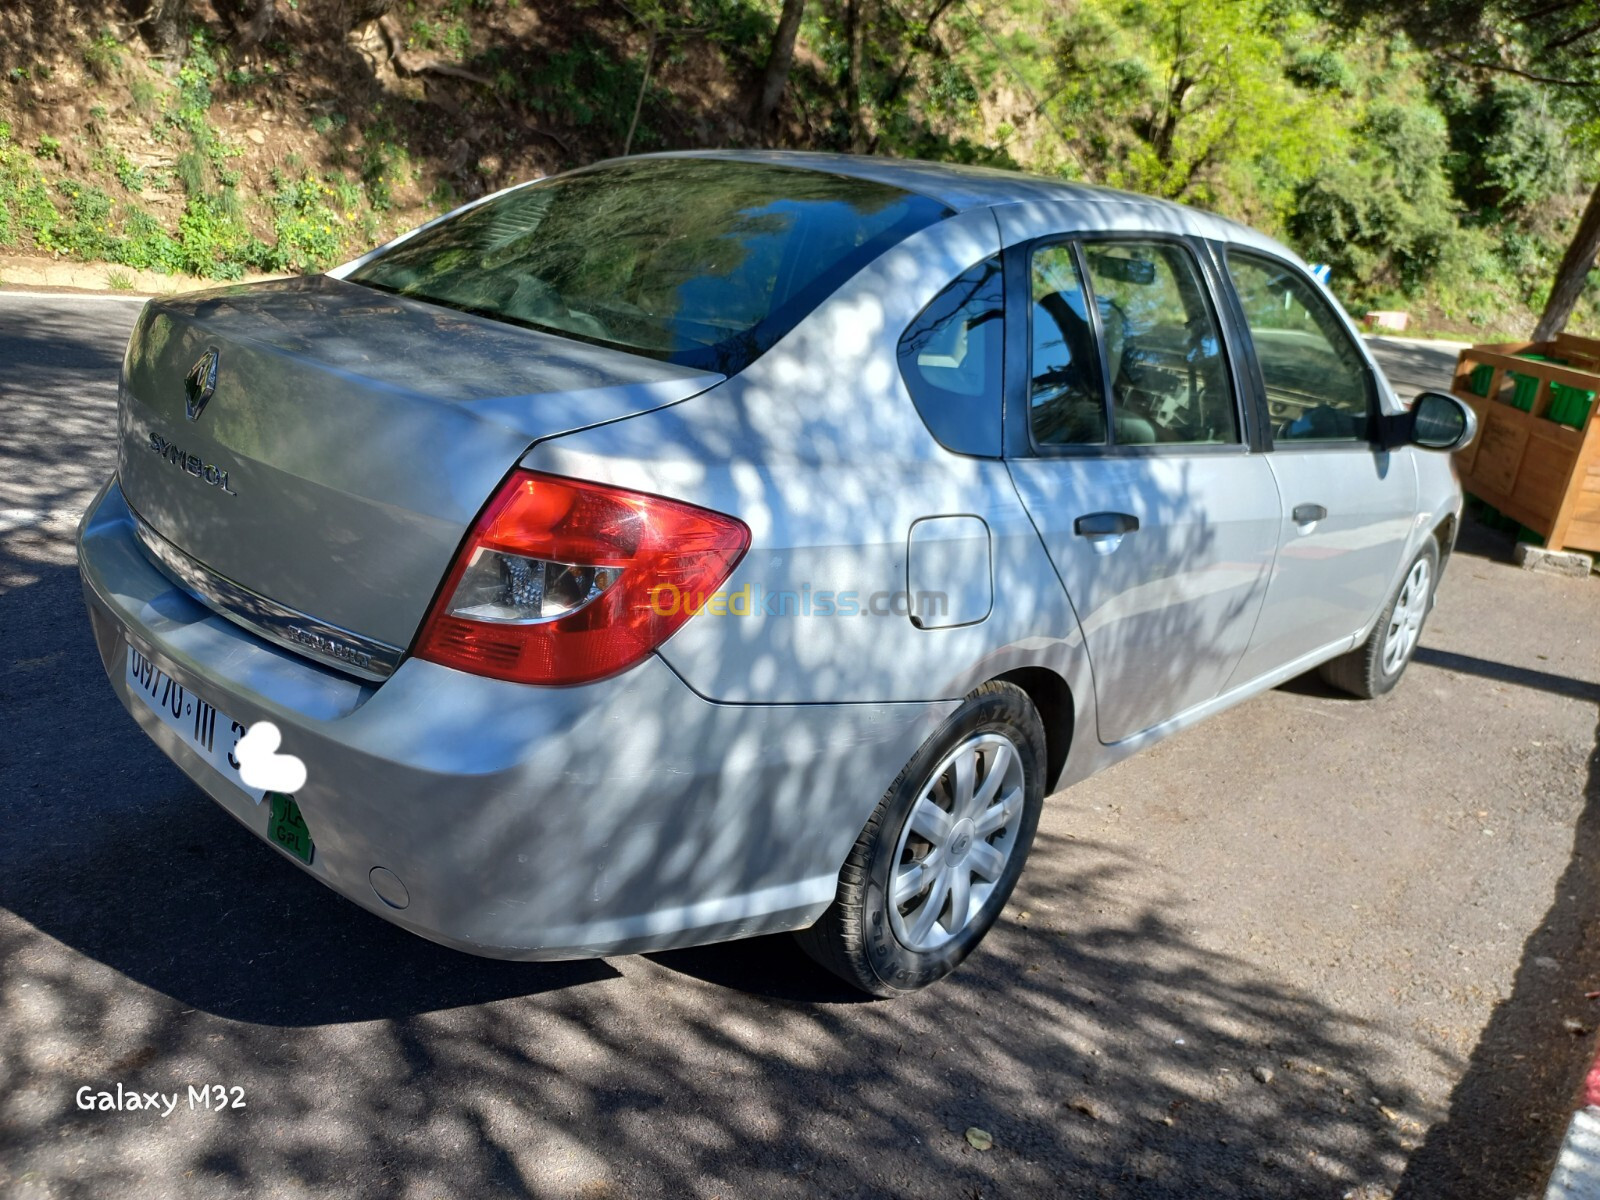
[77,151,1474,995]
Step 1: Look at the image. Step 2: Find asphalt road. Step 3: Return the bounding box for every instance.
[2,293,1598,1200]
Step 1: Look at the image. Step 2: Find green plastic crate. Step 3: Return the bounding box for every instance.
[1468,363,1494,397]
[1548,380,1595,428]
[1507,371,1541,412]
[1547,386,1573,426]
[1475,502,1521,534]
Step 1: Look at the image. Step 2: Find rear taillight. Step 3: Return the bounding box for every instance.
[414,471,750,685]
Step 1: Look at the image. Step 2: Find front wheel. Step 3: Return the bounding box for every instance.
[1319,539,1440,699]
[795,681,1046,996]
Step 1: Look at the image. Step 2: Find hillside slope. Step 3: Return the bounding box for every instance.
[0,0,781,282]
[0,0,1595,339]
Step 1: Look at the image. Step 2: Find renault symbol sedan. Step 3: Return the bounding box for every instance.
[77,151,1475,995]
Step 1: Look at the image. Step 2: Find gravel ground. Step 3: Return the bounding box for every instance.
[1,293,1596,1199]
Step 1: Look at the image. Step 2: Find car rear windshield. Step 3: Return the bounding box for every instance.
[346,158,952,374]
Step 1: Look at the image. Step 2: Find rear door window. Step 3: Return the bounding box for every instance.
[1028,244,1107,446]
[347,158,951,374]
[1080,241,1238,446]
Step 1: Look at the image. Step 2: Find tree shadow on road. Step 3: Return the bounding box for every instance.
[0,558,619,1025]
[0,291,1480,1196]
[1392,709,1600,1199]
[1,547,1430,1196]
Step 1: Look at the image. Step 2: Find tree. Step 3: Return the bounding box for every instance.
[1289,102,1458,295]
[141,0,191,60]
[847,0,869,152]
[1045,0,1348,217]
[1537,184,1600,338]
[1324,0,1600,338]
[752,0,807,133]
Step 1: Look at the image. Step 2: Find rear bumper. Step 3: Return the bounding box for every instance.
[77,477,953,959]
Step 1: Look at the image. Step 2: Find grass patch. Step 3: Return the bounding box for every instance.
[83,31,123,82]
[128,76,160,114]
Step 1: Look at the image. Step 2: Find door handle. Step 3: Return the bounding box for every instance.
[1292,503,1327,524]
[1074,511,1140,538]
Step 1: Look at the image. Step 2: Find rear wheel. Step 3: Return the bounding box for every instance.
[1319,539,1439,699]
[796,681,1046,996]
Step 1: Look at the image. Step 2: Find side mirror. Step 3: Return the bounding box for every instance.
[1396,390,1477,452]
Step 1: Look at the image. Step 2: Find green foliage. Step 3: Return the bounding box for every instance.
[4,0,1597,335]
[83,30,123,81]
[267,174,346,271]
[114,154,146,193]
[443,20,472,58]
[1045,0,1351,222]
[53,180,117,259]
[0,141,59,249]
[525,39,656,142]
[116,209,183,273]
[1286,47,1356,94]
[408,19,441,50]
[1437,79,1577,218]
[0,113,358,280]
[680,0,771,49]
[1289,100,1458,296]
[427,178,458,211]
[173,194,283,278]
[175,148,208,196]
[175,31,220,116]
[406,15,472,57]
[128,76,159,114]
[358,116,408,210]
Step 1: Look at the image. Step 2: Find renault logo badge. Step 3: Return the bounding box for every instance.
[184,348,220,422]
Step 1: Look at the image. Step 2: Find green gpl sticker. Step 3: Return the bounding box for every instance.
[266,792,314,864]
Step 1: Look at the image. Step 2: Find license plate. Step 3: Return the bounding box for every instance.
[266,792,315,864]
[124,644,262,804]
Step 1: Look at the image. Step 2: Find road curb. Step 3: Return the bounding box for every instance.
[0,252,287,298]
[1545,1043,1600,1198]
[0,289,150,302]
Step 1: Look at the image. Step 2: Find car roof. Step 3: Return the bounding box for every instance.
[627,149,1300,264]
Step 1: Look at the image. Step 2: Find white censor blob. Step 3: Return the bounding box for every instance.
[234,721,307,794]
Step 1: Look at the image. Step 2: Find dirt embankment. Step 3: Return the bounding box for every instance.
[0,0,772,280]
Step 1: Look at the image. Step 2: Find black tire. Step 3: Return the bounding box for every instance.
[795,681,1047,996]
[1318,538,1440,699]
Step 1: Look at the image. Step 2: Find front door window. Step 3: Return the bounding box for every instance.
[1226,251,1372,442]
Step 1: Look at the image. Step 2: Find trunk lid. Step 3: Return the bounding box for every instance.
[117,275,720,672]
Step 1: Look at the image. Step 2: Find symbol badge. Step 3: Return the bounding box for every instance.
[184,348,220,422]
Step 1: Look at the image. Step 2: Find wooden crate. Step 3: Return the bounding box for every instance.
[1451,334,1600,555]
